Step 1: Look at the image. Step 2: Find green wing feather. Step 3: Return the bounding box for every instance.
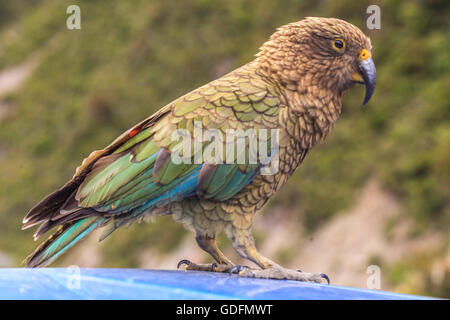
[75,63,282,213]
[23,63,283,267]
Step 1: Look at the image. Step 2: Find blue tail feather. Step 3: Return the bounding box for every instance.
[25,216,104,267]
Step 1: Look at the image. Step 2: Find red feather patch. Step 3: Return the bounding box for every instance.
[129,127,141,137]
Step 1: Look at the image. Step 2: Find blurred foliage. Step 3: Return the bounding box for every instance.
[0,0,448,296]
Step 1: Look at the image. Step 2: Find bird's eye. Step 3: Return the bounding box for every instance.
[332,38,346,53]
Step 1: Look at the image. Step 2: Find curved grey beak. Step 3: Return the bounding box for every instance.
[359,57,376,106]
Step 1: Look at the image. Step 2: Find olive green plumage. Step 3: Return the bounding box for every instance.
[22,17,375,274]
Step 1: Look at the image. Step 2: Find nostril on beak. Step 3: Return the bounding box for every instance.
[359,49,372,61]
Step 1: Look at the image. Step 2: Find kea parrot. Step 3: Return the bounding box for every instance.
[22,17,376,283]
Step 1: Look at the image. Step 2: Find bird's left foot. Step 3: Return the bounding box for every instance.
[177,259,234,272]
[233,266,330,284]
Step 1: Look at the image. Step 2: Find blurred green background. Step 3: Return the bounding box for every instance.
[0,0,448,297]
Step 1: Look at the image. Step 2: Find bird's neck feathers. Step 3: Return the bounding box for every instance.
[255,38,343,141]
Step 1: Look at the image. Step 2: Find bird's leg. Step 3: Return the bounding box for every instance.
[177,234,235,273]
[230,230,329,284]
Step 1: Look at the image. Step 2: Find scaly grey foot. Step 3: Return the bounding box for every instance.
[233,266,330,284]
[177,259,234,272]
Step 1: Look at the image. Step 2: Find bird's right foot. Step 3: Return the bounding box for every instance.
[233,266,330,284]
[177,259,233,272]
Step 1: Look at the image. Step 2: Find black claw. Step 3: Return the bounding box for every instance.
[229,266,239,274]
[211,262,218,272]
[177,259,191,269]
[320,273,330,285]
[229,265,246,275]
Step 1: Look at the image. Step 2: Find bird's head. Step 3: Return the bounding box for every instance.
[257,17,376,106]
